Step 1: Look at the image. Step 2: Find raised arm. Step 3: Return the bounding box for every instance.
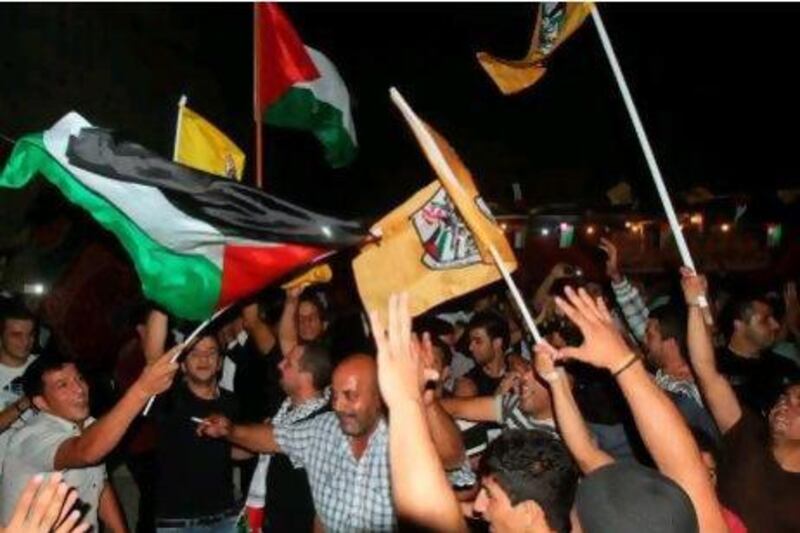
[601,238,648,342]
[241,302,277,355]
[555,287,728,533]
[53,348,179,469]
[278,287,302,356]
[440,396,498,423]
[370,293,467,533]
[681,269,742,433]
[424,400,466,470]
[142,308,169,364]
[533,343,612,474]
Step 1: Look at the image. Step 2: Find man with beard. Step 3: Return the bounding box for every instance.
[245,341,331,533]
[198,352,463,532]
[718,289,798,412]
[683,271,800,532]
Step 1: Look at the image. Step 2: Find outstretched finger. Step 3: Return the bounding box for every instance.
[55,509,87,533]
[554,294,590,332]
[56,487,79,526]
[27,472,62,527]
[564,287,600,326]
[577,287,605,323]
[398,292,411,357]
[595,295,614,323]
[8,473,44,527]
[38,481,70,532]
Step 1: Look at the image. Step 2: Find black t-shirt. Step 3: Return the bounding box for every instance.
[718,409,800,532]
[717,347,800,413]
[152,380,239,518]
[227,338,285,422]
[463,365,504,396]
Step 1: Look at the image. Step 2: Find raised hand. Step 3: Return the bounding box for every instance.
[3,472,89,533]
[369,293,438,409]
[196,414,232,439]
[599,238,622,283]
[135,344,181,397]
[680,267,708,306]
[554,286,631,372]
[533,341,561,383]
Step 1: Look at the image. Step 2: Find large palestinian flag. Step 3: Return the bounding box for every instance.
[0,112,365,320]
[256,2,357,168]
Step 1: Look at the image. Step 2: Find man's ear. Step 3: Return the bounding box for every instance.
[31,395,49,412]
[492,337,504,354]
[516,499,546,529]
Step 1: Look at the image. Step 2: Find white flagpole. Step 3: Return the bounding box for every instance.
[389,87,544,344]
[172,94,188,162]
[590,5,710,314]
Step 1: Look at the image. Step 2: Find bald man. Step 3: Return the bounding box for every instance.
[199,353,463,532]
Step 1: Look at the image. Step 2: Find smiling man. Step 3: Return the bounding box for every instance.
[0,350,178,532]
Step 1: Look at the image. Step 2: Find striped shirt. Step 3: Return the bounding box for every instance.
[494,393,558,437]
[611,277,648,343]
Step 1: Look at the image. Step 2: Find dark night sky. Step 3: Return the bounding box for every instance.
[2,2,800,223]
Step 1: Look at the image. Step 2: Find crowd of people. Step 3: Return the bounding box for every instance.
[0,236,799,533]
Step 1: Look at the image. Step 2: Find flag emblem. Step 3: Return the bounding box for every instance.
[411,187,496,270]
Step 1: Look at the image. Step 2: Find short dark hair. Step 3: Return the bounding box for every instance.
[649,305,687,355]
[430,336,453,368]
[481,429,578,533]
[22,354,76,399]
[468,310,510,351]
[298,341,333,390]
[721,293,771,339]
[298,292,328,323]
[1,303,36,332]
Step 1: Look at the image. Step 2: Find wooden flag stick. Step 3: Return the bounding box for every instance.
[590,5,712,323]
[389,87,543,344]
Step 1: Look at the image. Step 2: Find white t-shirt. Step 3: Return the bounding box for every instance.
[0,356,38,409]
[0,356,39,474]
[1,413,106,530]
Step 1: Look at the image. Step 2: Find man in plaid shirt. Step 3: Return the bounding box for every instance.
[199,352,464,532]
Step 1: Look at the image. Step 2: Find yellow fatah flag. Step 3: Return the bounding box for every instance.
[353,90,517,319]
[477,2,591,95]
[175,104,246,180]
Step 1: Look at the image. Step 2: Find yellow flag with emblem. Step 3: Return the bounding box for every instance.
[175,104,246,180]
[353,90,517,319]
[477,2,591,95]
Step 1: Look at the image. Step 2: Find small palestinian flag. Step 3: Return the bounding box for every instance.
[256,2,357,168]
[0,112,365,320]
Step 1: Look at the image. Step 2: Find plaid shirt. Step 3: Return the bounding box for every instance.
[275,413,394,532]
[246,389,331,507]
[612,277,648,342]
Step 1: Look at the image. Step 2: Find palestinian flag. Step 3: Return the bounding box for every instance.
[0,112,365,320]
[256,2,357,168]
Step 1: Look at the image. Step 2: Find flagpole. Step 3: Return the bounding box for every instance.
[172,94,188,161]
[254,2,264,189]
[589,5,711,318]
[389,87,544,344]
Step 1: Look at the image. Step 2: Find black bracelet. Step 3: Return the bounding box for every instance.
[612,354,639,377]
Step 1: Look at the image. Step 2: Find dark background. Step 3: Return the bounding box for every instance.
[2,2,799,222]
